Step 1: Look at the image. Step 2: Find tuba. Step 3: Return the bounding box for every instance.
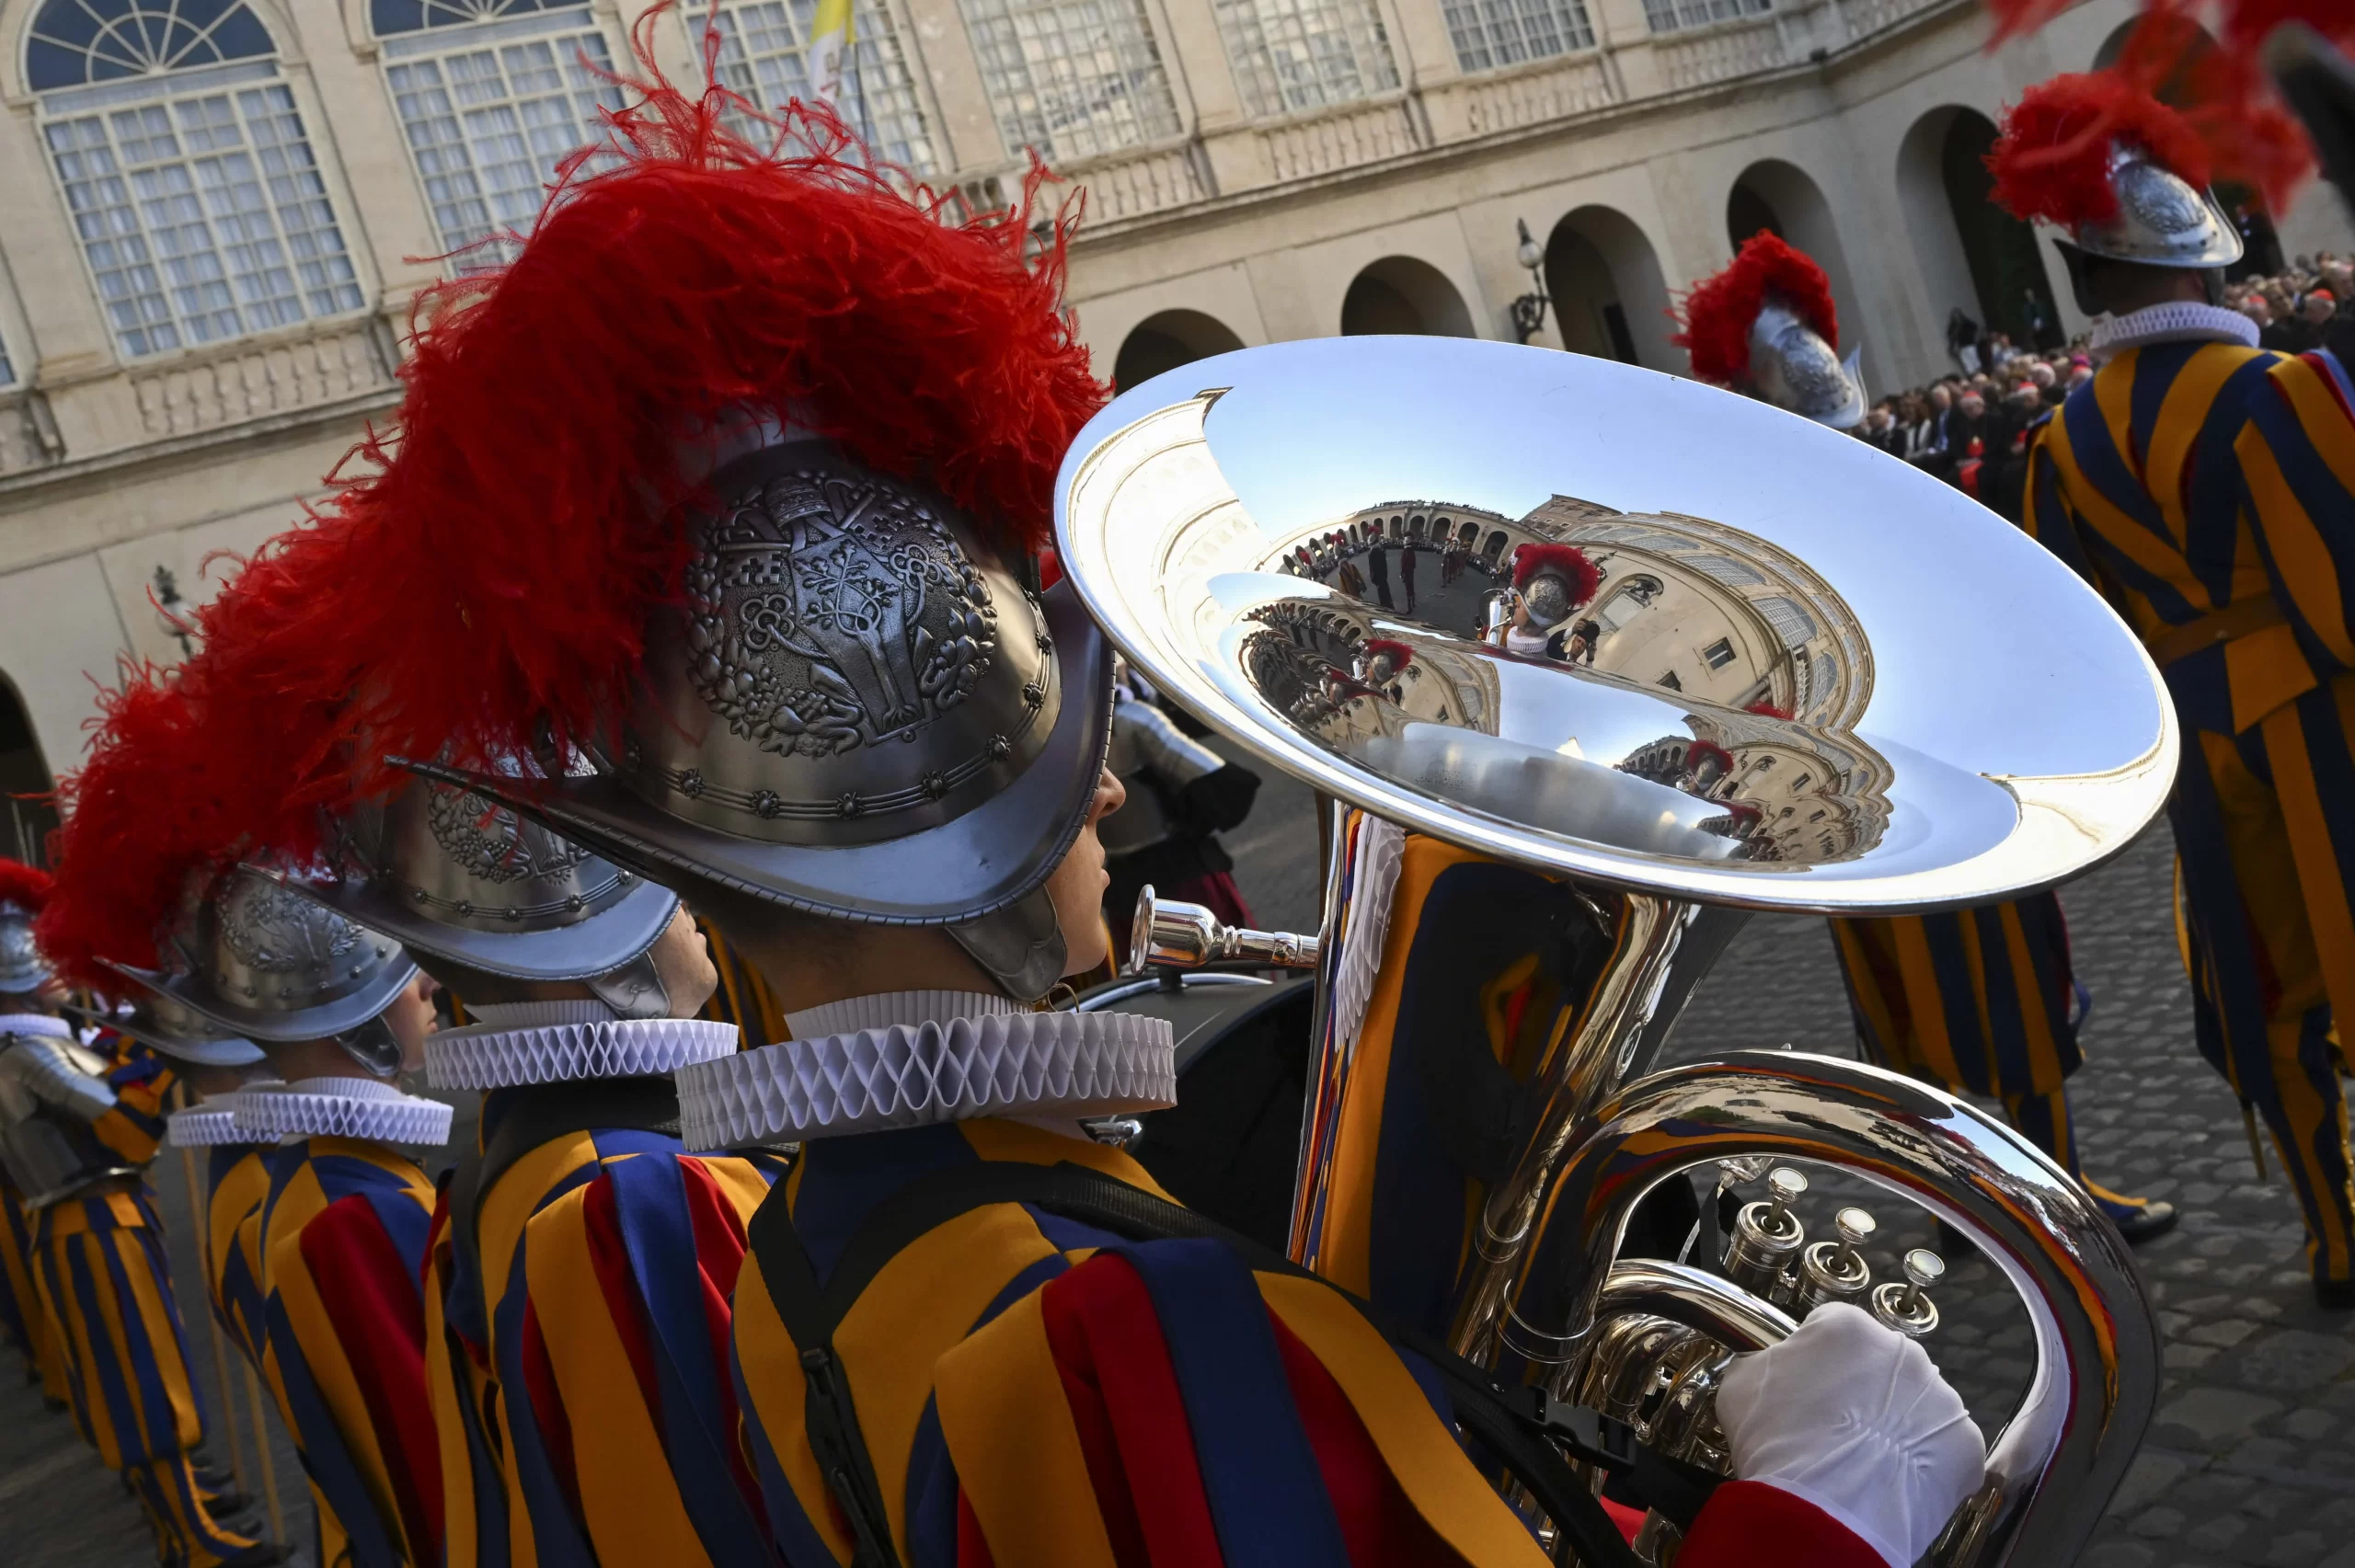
[1057,338,2175,1564]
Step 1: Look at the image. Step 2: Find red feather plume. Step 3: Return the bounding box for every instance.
[1988,73,2212,227]
[37,10,1104,986]
[0,859,52,916]
[1982,6,2326,212]
[1511,543,1603,608]
[1671,235,1838,387]
[1357,639,1417,672]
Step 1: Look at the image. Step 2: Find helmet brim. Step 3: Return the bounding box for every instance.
[398,580,1113,927]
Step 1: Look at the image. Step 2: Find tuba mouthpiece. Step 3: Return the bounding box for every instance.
[1128,884,1320,975]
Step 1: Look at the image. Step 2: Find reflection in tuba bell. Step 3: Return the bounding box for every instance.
[1059,338,2177,1564]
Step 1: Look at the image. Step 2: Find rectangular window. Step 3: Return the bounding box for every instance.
[1643,0,1770,34]
[1442,0,1593,73]
[1658,670,1682,691]
[962,0,1181,163]
[384,26,622,267]
[1702,636,1735,670]
[0,334,13,387]
[1212,0,1398,118]
[44,81,365,359]
[706,0,937,173]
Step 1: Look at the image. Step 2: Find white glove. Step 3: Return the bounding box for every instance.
[1715,1302,1985,1568]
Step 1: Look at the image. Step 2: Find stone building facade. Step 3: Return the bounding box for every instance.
[0,0,2343,858]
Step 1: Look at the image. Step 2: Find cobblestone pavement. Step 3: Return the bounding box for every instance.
[11,757,2352,1564]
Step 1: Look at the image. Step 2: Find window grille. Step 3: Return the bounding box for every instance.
[28,0,365,359]
[1212,0,1397,117]
[376,4,623,268]
[1643,0,1770,34]
[1442,0,1593,74]
[961,0,1181,163]
[1752,594,1817,647]
[701,0,937,172]
[1678,551,1764,585]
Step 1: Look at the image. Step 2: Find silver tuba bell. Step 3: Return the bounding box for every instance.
[1057,338,2176,1565]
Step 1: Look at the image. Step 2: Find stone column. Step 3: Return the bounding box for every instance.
[1148,0,1269,194]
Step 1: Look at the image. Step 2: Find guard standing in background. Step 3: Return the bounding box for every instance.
[1998,71,2355,1304]
[0,858,281,1567]
[1672,232,2177,1242]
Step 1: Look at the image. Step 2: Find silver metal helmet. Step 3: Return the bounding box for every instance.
[407,435,1113,1002]
[1748,302,1866,429]
[63,994,264,1068]
[0,899,46,995]
[291,773,679,999]
[2064,140,2244,269]
[105,865,419,1073]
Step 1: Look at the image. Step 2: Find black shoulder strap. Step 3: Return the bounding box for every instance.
[745,1157,1701,1568]
[746,1194,909,1568]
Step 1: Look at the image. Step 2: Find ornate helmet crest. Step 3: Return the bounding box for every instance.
[0,860,52,996]
[287,763,679,1009]
[105,866,417,1072]
[1674,235,1866,429]
[1990,72,2244,269]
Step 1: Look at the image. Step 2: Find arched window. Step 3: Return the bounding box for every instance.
[1212,0,1396,117]
[371,0,621,267]
[961,0,1179,163]
[24,0,365,358]
[698,1,936,173]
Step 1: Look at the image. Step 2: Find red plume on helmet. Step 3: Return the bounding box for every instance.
[1671,234,1839,388]
[0,859,52,916]
[1987,72,2214,228]
[1510,543,1603,609]
[35,15,1104,988]
[1357,639,1417,673]
[1982,7,2323,212]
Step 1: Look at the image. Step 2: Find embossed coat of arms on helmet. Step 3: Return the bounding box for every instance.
[220,880,359,980]
[685,468,999,759]
[424,784,589,887]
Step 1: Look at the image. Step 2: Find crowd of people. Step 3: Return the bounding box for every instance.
[1852,253,2352,522]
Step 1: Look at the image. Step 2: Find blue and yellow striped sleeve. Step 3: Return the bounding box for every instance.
[2240,350,2355,680]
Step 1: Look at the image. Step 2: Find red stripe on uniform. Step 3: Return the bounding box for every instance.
[297,1195,444,1561]
[1040,1252,1223,1567]
[1267,1310,1463,1568]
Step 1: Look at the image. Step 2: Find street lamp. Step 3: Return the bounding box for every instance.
[1510,218,1550,343]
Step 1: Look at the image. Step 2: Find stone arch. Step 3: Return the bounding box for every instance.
[1726,159,1867,381]
[1542,205,1680,372]
[0,670,53,865]
[1340,256,1476,338]
[1112,309,1245,393]
[1895,105,2064,358]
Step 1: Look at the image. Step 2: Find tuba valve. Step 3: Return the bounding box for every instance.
[1721,1165,1809,1300]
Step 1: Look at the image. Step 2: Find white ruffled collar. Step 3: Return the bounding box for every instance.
[233,1076,454,1146]
[2091,301,2260,363]
[166,1083,282,1148]
[785,990,1023,1040]
[0,1013,72,1039]
[675,992,1175,1150]
[425,1015,740,1091]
